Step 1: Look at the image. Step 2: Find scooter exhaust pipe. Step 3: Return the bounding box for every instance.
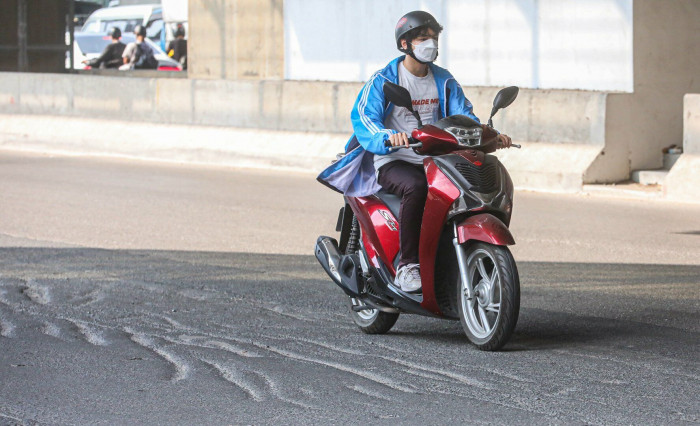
[314,236,363,297]
[315,236,343,285]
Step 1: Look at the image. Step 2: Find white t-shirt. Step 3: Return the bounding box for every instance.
[374,62,439,170]
[120,41,153,69]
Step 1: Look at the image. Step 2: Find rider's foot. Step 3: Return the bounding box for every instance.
[395,263,422,293]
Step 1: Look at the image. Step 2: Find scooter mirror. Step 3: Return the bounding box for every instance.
[383,81,414,112]
[488,86,519,127]
[493,86,519,111]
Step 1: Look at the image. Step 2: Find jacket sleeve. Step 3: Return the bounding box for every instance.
[446,79,480,124]
[350,73,394,155]
[87,45,112,68]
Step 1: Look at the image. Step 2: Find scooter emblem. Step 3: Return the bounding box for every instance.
[378,210,398,231]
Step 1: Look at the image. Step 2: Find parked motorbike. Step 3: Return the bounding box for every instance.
[315,82,521,351]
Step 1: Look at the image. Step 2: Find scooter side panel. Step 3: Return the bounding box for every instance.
[347,196,400,275]
[419,158,461,315]
[456,214,515,245]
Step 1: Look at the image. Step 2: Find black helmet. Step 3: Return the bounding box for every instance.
[134,24,147,37]
[108,27,121,39]
[175,24,185,38]
[395,11,441,49]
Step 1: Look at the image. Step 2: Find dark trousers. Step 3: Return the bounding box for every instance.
[377,161,428,268]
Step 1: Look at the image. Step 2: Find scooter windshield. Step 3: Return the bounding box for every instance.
[432,115,481,130]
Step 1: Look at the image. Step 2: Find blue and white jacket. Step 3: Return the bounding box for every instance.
[317,55,480,197]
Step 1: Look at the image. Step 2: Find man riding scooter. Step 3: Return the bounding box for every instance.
[318,11,512,293]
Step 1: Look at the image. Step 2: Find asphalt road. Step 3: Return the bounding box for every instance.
[0,151,698,425]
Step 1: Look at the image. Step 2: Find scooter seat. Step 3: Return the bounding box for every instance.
[375,189,401,220]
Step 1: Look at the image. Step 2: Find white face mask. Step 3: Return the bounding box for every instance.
[410,38,438,63]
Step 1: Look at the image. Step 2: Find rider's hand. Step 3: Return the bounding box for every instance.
[497,134,512,149]
[388,132,410,148]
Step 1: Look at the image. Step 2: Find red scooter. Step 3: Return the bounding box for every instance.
[315,82,521,351]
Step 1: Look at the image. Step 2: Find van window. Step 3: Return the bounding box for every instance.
[82,20,101,32]
[146,19,164,40]
[75,35,113,55]
[83,18,142,33]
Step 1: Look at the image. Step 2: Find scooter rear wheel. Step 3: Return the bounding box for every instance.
[457,242,520,351]
[344,219,399,334]
[348,297,399,334]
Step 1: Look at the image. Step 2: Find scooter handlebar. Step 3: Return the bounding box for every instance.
[385,136,421,151]
[382,135,521,151]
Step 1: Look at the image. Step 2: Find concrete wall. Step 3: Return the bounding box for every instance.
[0,73,356,133]
[0,72,606,141]
[0,71,608,192]
[585,0,700,183]
[188,0,284,80]
[285,0,634,92]
[681,95,700,156]
[665,95,700,202]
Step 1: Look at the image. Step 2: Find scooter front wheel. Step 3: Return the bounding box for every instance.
[348,297,399,334]
[457,242,520,351]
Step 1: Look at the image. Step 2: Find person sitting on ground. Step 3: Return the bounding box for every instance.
[83,27,125,69]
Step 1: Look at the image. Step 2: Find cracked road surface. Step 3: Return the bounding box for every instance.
[0,151,698,424]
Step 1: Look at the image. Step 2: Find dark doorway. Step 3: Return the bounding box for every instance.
[0,0,72,73]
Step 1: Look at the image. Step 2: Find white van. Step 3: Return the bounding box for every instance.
[81,4,164,45]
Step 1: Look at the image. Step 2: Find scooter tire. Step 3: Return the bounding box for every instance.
[456,242,520,351]
[347,298,399,334]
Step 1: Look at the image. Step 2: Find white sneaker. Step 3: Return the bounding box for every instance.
[395,263,422,293]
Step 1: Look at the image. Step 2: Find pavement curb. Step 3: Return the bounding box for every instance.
[0,113,599,188]
[0,114,346,174]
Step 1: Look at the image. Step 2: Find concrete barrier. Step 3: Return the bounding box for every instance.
[0,72,611,193]
[665,94,700,203]
[0,114,347,173]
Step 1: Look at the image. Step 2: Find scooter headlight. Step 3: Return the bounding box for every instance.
[444,126,482,147]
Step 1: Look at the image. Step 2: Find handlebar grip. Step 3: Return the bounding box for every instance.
[385,136,409,146]
[386,134,419,150]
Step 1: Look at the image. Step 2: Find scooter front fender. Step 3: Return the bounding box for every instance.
[456,214,515,246]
